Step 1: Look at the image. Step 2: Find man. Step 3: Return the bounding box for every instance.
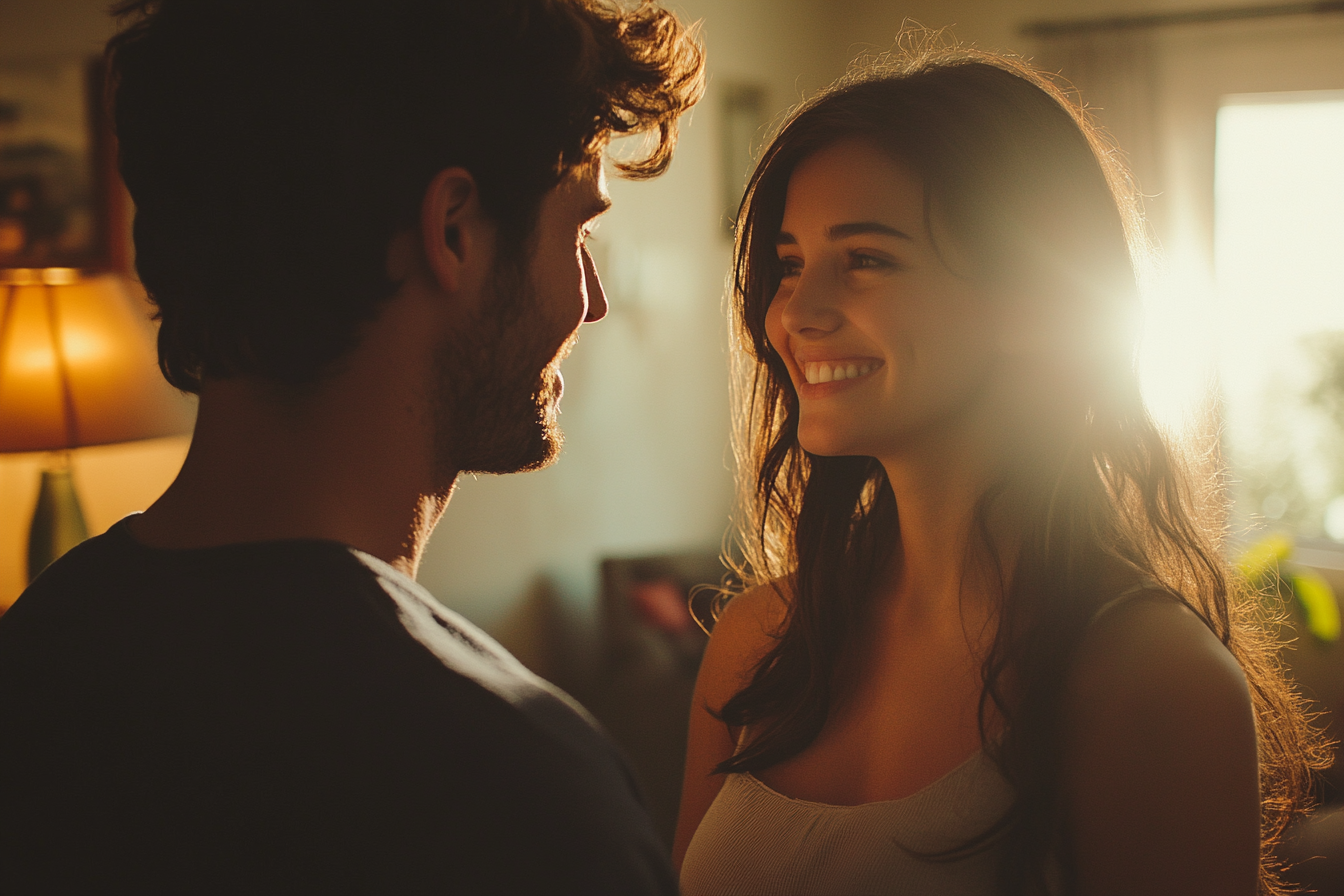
[0,1,703,892]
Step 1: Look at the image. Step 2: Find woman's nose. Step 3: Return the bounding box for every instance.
[777,269,842,337]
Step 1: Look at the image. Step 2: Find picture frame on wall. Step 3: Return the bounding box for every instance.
[0,58,127,273]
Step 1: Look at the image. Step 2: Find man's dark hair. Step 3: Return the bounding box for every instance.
[107,0,704,393]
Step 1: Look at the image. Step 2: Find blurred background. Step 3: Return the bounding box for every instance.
[3,0,1344,875]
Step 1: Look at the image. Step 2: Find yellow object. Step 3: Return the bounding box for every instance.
[0,268,195,579]
[1238,534,1341,644]
[1236,533,1293,583]
[27,463,88,580]
[0,268,193,452]
[1292,567,1342,643]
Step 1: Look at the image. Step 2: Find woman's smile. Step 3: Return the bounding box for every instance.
[800,358,883,385]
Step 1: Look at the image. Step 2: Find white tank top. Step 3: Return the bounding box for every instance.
[679,748,1014,896]
[680,588,1158,895]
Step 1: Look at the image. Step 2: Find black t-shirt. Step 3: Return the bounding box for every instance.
[0,519,676,896]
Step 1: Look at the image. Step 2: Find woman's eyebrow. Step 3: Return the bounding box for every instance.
[775,222,913,247]
[826,221,912,240]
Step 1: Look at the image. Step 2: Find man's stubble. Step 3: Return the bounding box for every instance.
[432,253,577,479]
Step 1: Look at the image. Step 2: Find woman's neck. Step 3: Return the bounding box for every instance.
[875,430,1024,619]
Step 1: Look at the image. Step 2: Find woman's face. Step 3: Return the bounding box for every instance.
[764,138,1004,462]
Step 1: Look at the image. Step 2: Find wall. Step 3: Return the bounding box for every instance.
[821,0,1264,63]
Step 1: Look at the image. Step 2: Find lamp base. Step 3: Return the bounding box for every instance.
[27,462,89,583]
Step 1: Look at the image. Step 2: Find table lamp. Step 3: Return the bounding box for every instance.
[0,268,195,581]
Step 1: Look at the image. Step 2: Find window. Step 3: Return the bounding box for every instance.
[1214,92,1344,540]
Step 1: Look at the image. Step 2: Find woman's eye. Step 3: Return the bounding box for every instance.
[849,252,894,271]
[778,257,802,278]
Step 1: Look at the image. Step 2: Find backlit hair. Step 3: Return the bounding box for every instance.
[107,0,704,392]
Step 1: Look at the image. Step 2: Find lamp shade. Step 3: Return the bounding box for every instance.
[0,268,195,453]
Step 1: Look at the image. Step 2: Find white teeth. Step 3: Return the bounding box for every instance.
[803,361,878,385]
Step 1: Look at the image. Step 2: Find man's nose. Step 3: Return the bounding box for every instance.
[582,245,607,322]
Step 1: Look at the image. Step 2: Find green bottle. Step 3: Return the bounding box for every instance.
[27,463,89,583]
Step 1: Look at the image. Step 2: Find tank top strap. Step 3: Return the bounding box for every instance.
[1089,578,1177,627]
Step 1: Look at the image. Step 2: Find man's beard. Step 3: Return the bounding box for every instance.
[431,253,576,478]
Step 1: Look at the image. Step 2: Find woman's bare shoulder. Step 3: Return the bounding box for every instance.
[1063,588,1258,825]
[714,580,790,639]
[696,581,790,710]
[1063,594,1260,892]
[1068,590,1250,719]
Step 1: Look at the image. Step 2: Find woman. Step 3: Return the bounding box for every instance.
[675,43,1325,895]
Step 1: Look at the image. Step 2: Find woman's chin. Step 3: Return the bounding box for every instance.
[796,427,869,459]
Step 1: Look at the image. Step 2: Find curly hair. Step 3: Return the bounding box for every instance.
[106,0,704,392]
[714,38,1326,895]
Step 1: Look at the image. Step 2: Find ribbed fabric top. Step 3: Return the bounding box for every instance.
[680,749,1013,896]
[680,585,1166,896]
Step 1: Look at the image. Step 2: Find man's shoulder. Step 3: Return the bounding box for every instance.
[0,524,641,804]
[0,524,677,895]
[355,549,596,718]
[2,521,590,744]
[345,547,627,766]
[0,520,402,676]
[3,516,377,617]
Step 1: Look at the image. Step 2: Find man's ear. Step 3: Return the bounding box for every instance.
[420,167,481,294]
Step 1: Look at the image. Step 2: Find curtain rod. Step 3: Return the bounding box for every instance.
[1021,0,1344,38]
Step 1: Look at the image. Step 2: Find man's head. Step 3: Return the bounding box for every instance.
[107,0,704,398]
[424,161,613,476]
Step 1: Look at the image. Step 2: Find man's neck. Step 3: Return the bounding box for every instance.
[129,373,455,579]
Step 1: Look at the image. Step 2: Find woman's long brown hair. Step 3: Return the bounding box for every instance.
[713,38,1327,895]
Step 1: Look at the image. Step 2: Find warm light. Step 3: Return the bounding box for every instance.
[0,268,80,287]
[14,329,112,373]
[1138,263,1219,436]
[1211,92,1344,537]
[0,270,195,453]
